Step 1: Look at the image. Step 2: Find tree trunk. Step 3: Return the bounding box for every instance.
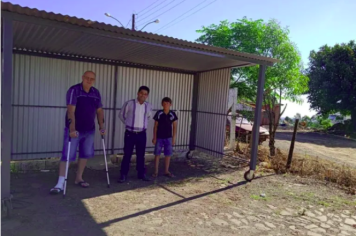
[268,108,276,157]
[235,116,244,154]
[235,141,243,154]
[352,109,356,133]
[269,131,276,156]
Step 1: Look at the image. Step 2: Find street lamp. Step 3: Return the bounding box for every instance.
[139,19,159,31]
[104,13,124,28]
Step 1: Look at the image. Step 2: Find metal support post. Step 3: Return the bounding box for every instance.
[244,65,266,182]
[1,16,14,217]
[188,74,200,159]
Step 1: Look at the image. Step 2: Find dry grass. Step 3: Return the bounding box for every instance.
[269,148,356,191]
[232,143,356,194]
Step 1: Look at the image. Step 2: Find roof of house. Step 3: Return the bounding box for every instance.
[2,2,279,72]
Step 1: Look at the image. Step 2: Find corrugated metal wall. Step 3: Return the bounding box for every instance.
[114,66,193,153]
[195,69,230,157]
[12,54,116,160]
[11,54,193,160]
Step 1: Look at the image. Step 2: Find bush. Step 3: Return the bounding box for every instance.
[308,122,323,129]
[307,116,333,130]
[328,120,355,138]
[320,118,333,129]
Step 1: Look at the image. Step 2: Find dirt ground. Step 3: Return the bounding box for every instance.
[263,131,356,168]
[2,151,356,236]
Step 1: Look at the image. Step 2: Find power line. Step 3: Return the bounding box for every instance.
[153,0,208,31]
[137,0,186,27]
[136,0,179,24]
[125,19,132,28]
[137,0,169,19]
[107,0,166,30]
[137,0,161,15]
[155,0,216,33]
[155,0,217,33]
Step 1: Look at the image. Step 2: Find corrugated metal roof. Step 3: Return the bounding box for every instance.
[2,1,279,72]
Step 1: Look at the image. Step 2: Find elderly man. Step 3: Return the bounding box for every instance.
[50,71,105,194]
[118,86,153,182]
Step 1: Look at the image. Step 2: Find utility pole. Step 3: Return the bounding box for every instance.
[132,14,135,30]
[105,12,158,31]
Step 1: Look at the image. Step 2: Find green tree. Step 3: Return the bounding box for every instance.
[197,17,309,156]
[307,41,356,132]
[301,115,311,122]
[285,116,293,123]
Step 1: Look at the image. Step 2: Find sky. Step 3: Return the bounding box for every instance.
[7,0,356,117]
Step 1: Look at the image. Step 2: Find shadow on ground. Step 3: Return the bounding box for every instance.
[2,153,253,236]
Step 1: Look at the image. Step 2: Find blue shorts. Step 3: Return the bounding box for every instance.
[154,138,173,156]
[61,128,95,162]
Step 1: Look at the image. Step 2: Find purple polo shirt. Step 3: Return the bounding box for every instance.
[65,83,103,132]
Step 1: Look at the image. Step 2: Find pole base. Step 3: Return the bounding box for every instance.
[186,151,192,160]
[1,195,13,218]
[244,170,255,182]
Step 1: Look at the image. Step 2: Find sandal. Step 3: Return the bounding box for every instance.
[49,187,62,195]
[152,173,158,178]
[164,172,175,178]
[75,181,90,188]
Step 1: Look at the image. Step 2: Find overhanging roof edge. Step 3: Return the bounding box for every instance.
[1,2,279,66]
[14,48,252,74]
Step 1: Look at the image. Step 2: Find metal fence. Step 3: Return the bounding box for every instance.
[113,66,194,154]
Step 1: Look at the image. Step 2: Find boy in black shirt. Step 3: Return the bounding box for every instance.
[152,97,178,178]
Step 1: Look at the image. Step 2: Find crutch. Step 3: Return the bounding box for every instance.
[101,130,110,188]
[63,130,78,198]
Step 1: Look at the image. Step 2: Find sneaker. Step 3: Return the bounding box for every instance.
[138,175,151,181]
[118,174,127,183]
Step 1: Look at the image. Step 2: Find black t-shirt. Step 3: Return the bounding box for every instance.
[153,110,178,139]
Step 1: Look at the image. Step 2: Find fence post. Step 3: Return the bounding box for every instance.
[286,119,299,169]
